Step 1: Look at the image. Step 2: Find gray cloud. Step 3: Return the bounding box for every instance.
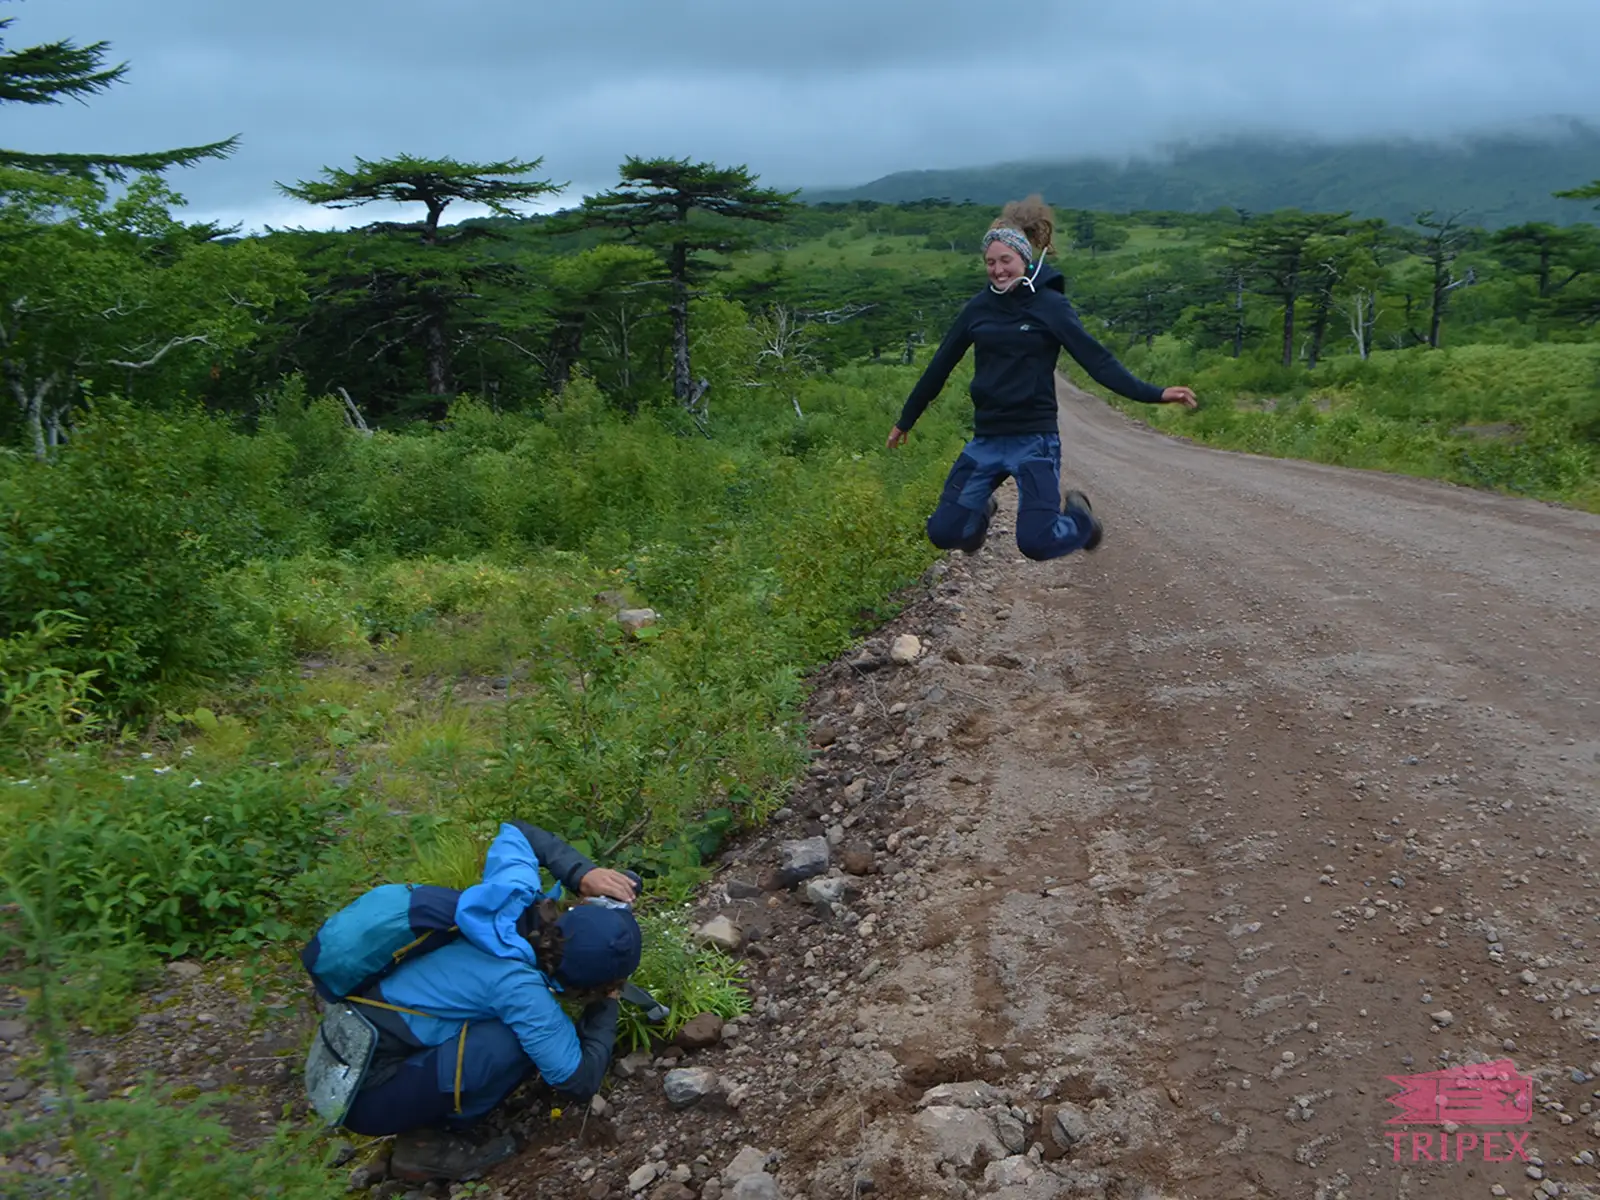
[7,0,1599,229]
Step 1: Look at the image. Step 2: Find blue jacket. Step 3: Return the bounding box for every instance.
[896,262,1166,438]
[373,822,618,1098]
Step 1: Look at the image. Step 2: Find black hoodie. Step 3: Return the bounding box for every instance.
[895,262,1166,438]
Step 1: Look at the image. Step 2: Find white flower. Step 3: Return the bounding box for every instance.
[153,766,173,775]
[189,778,203,788]
[122,775,136,781]
[181,747,195,758]
[140,752,154,760]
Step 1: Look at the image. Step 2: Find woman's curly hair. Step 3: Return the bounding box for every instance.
[990,195,1056,260]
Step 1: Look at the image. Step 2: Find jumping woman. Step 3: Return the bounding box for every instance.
[886,196,1197,558]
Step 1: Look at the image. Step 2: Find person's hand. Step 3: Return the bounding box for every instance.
[885,426,908,449]
[1162,386,1198,409]
[578,868,639,903]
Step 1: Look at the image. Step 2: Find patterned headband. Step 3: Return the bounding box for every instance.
[983,227,1035,263]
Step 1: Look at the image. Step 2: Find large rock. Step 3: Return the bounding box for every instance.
[721,1146,771,1185]
[777,837,830,886]
[662,1067,721,1108]
[913,1106,1006,1169]
[993,1112,1027,1155]
[890,634,923,665]
[676,1013,724,1050]
[695,916,743,952]
[628,1161,663,1192]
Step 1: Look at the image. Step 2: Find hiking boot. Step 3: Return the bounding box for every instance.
[1062,490,1103,552]
[963,493,1001,556]
[390,1127,517,1182]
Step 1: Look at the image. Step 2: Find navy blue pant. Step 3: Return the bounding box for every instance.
[342,1020,532,1136]
[925,434,1094,560]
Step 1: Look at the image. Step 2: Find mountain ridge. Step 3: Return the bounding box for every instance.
[801,123,1600,228]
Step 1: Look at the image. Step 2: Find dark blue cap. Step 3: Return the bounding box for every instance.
[554,905,642,989]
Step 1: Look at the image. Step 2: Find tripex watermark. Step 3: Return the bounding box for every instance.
[1385,1059,1534,1163]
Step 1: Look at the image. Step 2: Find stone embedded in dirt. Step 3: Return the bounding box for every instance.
[984,1156,1037,1189]
[890,634,923,665]
[649,1183,695,1200]
[916,1081,1008,1111]
[805,876,848,909]
[811,722,840,747]
[676,1013,724,1050]
[616,608,659,635]
[777,837,830,886]
[1430,1010,1455,1027]
[594,589,629,610]
[588,1180,613,1200]
[728,1176,782,1200]
[164,961,203,981]
[1047,1102,1093,1152]
[843,777,868,805]
[913,1105,1006,1169]
[589,1093,611,1118]
[662,1066,721,1108]
[841,844,876,876]
[993,1112,1027,1155]
[695,916,743,952]
[726,879,764,900]
[0,1019,27,1042]
[612,1051,653,1080]
[721,1146,772,1185]
[2,1079,35,1102]
[628,1161,663,1192]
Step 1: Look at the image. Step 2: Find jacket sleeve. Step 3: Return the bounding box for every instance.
[510,820,598,896]
[1040,296,1166,404]
[490,971,618,1098]
[896,304,975,432]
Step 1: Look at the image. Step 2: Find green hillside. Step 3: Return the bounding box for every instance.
[805,124,1600,229]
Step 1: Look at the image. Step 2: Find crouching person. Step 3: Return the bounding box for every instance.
[305,820,642,1181]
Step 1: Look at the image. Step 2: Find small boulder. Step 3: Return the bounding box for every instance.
[728,1177,782,1200]
[841,844,876,876]
[913,1106,1005,1169]
[916,1081,1007,1110]
[1047,1102,1092,1153]
[777,837,830,886]
[805,876,848,909]
[594,590,629,610]
[695,916,743,952]
[649,1184,696,1200]
[628,1162,663,1192]
[984,1156,1037,1189]
[721,1147,771,1185]
[617,609,659,635]
[676,1013,724,1051]
[663,1067,721,1109]
[890,634,922,665]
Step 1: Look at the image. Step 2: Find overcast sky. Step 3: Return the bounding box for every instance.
[9,0,1600,231]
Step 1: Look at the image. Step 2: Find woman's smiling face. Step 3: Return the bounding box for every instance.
[985,241,1027,289]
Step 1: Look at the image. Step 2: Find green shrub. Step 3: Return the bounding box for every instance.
[2,764,342,956]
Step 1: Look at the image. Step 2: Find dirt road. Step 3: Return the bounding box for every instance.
[579,379,1599,1200]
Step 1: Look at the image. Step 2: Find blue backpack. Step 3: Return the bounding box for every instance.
[300,883,464,1002]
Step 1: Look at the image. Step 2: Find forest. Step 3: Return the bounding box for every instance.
[1,2,1597,1194]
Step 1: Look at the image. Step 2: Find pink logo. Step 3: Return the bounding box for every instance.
[1385,1060,1533,1126]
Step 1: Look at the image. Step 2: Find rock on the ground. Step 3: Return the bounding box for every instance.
[663,1067,721,1108]
[628,1161,663,1192]
[721,1146,771,1185]
[805,876,848,909]
[617,609,659,635]
[649,1183,695,1200]
[984,1156,1037,1189]
[695,916,743,952]
[993,1112,1027,1155]
[1047,1102,1092,1152]
[914,1106,1006,1169]
[0,1019,27,1041]
[728,1176,782,1200]
[890,634,923,665]
[777,837,830,886]
[841,845,876,875]
[676,1012,724,1050]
